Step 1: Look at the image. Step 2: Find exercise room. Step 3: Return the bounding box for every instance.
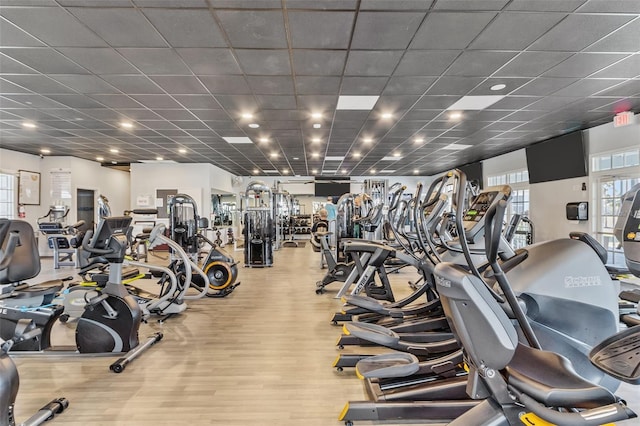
[0,1,639,425]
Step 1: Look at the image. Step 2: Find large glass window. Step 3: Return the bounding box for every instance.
[487,170,531,249]
[595,176,640,266]
[592,148,640,172]
[592,147,640,266]
[0,173,16,219]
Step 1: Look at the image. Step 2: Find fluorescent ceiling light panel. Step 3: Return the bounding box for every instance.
[380,170,396,173]
[223,137,253,144]
[446,95,505,111]
[382,156,401,161]
[336,96,379,110]
[325,156,345,161]
[442,144,472,150]
[139,159,177,163]
[263,170,279,173]
[322,169,337,173]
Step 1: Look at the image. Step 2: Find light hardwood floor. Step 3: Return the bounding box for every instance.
[11,245,640,426]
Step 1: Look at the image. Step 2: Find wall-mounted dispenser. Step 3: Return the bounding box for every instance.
[566,202,588,221]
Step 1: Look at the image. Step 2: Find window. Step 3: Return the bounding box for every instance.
[487,169,531,249]
[592,148,640,172]
[595,176,640,266]
[0,173,17,219]
[592,148,640,267]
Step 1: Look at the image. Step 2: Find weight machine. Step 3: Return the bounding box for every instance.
[243,181,274,267]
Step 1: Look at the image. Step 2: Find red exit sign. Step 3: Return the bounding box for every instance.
[613,111,635,127]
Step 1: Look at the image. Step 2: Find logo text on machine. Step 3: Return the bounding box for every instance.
[564,275,602,288]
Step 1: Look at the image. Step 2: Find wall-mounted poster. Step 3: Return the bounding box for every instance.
[18,170,40,205]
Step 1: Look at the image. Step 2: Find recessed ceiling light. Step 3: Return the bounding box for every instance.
[241,112,253,119]
[353,152,361,158]
[381,112,393,119]
[96,156,104,161]
[370,169,376,174]
[253,169,259,174]
[282,169,289,174]
[442,144,472,150]
[393,152,401,157]
[120,121,133,129]
[311,152,319,158]
[311,112,322,119]
[414,137,425,144]
[311,137,321,143]
[446,95,505,111]
[259,137,269,143]
[341,169,347,174]
[311,169,318,174]
[337,95,379,110]
[490,84,506,91]
[40,148,50,154]
[313,123,321,129]
[363,137,373,143]
[293,157,299,160]
[112,161,117,164]
[413,169,419,174]
[22,122,36,129]
[223,136,253,144]
[178,148,187,154]
[110,148,119,154]
[449,111,463,120]
[75,117,83,121]
[248,123,260,128]
[156,156,163,161]
[270,152,278,158]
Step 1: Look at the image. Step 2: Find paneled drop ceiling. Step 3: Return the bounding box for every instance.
[0,0,638,177]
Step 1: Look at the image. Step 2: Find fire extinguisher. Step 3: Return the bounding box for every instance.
[18,204,26,219]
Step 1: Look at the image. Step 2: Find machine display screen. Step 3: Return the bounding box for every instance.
[464,191,498,223]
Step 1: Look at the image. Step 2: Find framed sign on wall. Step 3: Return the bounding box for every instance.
[18,170,41,205]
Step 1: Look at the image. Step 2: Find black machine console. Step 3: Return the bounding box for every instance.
[462,186,511,240]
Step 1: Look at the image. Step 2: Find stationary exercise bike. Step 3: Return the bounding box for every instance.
[0,217,162,373]
[0,224,68,426]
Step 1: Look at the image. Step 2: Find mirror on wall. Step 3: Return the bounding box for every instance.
[212,194,236,227]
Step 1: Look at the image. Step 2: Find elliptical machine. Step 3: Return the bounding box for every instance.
[169,194,240,297]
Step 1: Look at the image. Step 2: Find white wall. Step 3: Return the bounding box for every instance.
[0,149,44,228]
[587,115,640,155]
[482,150,527,187]
[41,156,130,225]
[0,148,130,229]
[130,162,237,221]
[529,177,590,242]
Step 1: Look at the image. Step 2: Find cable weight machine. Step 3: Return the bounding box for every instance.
[243,181,274,267]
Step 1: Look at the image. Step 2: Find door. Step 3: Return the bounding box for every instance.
[77,188,95,232]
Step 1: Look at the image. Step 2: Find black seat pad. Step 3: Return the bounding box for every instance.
[506,344,616,409]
